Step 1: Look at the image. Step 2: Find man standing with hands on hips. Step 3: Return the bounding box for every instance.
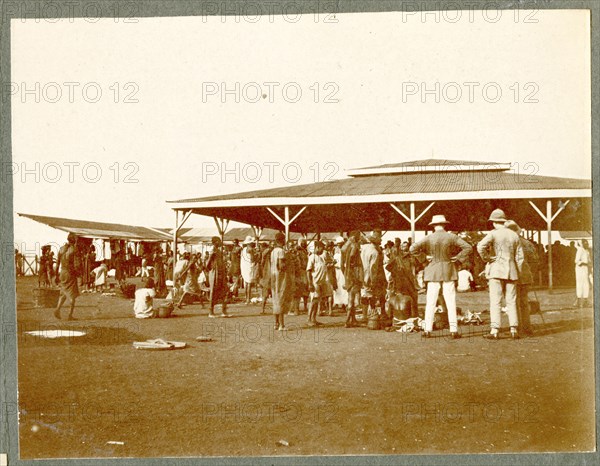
[410,214,472,339]
[477,209,524,340]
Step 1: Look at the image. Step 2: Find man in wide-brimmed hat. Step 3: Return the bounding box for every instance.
[410,214,472,339]
[477,209,524,340]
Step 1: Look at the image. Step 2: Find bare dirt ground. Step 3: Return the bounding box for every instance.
[13,276,595,459]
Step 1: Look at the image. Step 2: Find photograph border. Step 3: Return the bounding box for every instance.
[1,1,598,464]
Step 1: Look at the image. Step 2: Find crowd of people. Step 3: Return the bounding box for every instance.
[21,211,593,329]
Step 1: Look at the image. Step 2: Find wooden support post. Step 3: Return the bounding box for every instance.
[173,210,178,280]
[266,206,307,243]
[528,199,569,290]
[213,217,230,244]
[284,207,290,243]
[546,200,553,290]
[390,201,435,241]
[172,209,194,280]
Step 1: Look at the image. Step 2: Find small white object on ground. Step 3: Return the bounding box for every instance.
[196,336,214,342]
[25,330,86,339]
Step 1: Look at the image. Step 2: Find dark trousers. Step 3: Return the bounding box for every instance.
[516,284,531,332]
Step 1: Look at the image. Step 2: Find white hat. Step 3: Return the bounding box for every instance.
[335,236,345,245]
[242,236,255,245]
[429,214,449,226]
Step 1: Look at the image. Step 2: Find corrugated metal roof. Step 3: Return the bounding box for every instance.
[223,227,338,242]
[18,213,172,242]
[168,170,591,204]
[350,158,502,170]
[559,231,593,241]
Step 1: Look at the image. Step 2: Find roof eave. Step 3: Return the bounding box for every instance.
[168,188,592,211]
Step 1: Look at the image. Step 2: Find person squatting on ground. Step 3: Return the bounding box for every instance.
[341,230,363,327]
[92,260,108,292]
[574,239,592,308]
[270,232,295,330]
[54,232,80,320]
[456,264,475,292]
[410,214,472,339]
[385,242,420,320]
[134,278,157,319]
[477,209,524,340]
[505,220,539,336]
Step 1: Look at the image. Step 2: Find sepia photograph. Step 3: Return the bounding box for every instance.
[1,1,597,463]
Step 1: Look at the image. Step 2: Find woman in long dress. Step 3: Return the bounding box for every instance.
[271,233,294,330]
[241,238,259,304]
[333,238,348,309]
[54,233,80,320]
[574,239,592,307]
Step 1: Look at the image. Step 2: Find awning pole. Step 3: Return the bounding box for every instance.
[266,206,306,243]
[213,217,230,244]
[390,202,435,242]
[529,200,570,291]
[410,203,416,241]
[251,225,263,241]
[284,207,290,243]
[546,200,553,290]
[173,210,178,280]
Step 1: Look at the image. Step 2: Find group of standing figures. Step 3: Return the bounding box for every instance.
[48,209,593,327]
[262,208,593,338]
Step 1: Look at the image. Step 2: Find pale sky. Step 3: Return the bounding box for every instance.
[10,9,591,251]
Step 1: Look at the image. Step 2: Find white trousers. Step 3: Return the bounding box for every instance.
[488,278,518,329]
[576,265,590,299]
[425,281,457,332]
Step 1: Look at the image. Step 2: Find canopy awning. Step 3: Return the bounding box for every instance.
[167,166,592,233]
[559,231,593,241]
[166,158,592,289]
[18,213,173,242]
